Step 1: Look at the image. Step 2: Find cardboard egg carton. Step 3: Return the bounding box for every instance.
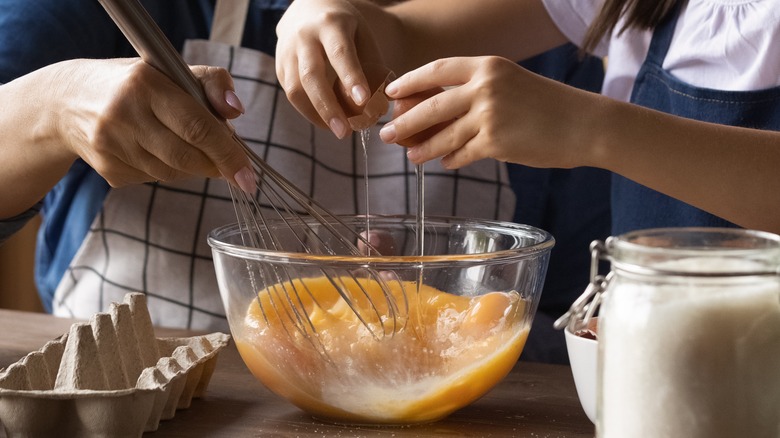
[0,293,230,437]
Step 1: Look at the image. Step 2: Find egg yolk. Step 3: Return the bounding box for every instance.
[234,275,529,424]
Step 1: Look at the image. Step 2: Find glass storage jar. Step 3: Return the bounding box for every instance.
[590,228,780,438]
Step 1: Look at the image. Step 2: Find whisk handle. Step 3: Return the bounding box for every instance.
[98,0,214,114]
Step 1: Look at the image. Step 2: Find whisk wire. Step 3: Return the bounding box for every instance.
[231,136,414,341]
[236,135,381,255]
[229,184,328,339]
[232,183,404,340]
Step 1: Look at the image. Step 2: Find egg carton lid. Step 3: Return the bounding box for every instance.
[0,293,230,437]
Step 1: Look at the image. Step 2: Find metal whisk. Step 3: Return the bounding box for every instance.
[98,0,407,347]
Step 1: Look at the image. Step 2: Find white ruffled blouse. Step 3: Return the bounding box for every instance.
[542,0,780,102]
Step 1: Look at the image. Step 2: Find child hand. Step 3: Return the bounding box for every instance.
[380,56,586,170]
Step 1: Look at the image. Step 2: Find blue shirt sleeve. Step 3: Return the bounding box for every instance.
[0,203,41,245]
[0,0,132,83]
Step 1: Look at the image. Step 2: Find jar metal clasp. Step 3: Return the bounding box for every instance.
[553,239,612,331]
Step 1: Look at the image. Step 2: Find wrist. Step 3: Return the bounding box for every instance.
[41,61,88,164]
[578,93,625,171]
[15,62,79,163]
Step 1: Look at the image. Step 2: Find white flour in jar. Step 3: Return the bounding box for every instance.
[599,257,780,438]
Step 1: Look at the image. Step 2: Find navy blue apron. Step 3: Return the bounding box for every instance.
[611,1,780,235]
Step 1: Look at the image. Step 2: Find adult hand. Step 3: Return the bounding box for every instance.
[379,56,593,170]
[275,0,387,138]
[0,57,255,218]
[55,58,252,188]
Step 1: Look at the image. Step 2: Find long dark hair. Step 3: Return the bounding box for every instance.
[582,0,682,53]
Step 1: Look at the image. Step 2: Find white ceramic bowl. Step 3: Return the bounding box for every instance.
[564,322,598,424]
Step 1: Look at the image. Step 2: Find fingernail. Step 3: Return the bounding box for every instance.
[406,146,421,162]
[379,123,396,143]
[329,117,347,139]
[234,166,256,196]
[352,84,369,106]
[385,80,398,97]
[225,89,245,114]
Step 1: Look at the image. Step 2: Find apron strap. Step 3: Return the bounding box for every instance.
[211,0,251,46]
[643,0,685,66]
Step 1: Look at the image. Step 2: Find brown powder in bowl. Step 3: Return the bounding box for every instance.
[574,317,598,340]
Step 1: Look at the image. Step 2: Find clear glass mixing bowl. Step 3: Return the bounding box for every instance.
[208,215,554,425]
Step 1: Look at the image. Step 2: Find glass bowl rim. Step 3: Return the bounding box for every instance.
[207,214,555,266]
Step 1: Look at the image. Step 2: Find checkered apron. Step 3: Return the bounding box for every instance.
[51,1,515,330]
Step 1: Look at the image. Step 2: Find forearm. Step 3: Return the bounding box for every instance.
[0,64,76,219]
[588,97,780,233]
[381,0,568,73]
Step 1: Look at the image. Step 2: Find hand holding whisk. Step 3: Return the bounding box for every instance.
[98,0,410,353]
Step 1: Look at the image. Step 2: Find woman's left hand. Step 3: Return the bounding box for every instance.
[379,56,593,170]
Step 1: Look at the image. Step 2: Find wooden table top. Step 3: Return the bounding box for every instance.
[0,309,594,437]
